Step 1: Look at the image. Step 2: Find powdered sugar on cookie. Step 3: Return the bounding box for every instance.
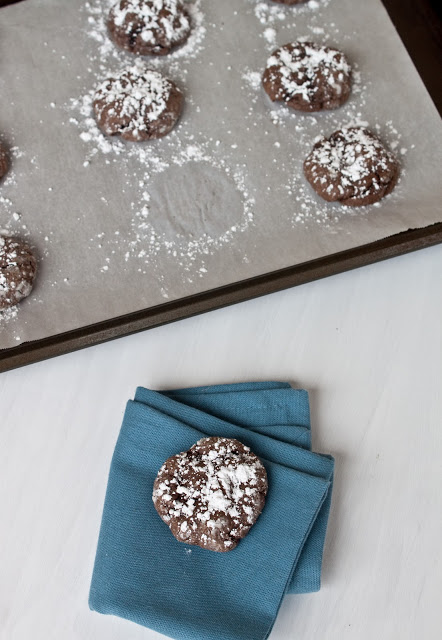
[263,42,352,111]
[304,127,399,206]
[93,64,183,141]
[108,0,191,55]
[153,437,268,551]
[0,235,37,310]
[253,0,330,26]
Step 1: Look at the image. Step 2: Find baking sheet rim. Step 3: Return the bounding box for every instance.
[1,221,441,373]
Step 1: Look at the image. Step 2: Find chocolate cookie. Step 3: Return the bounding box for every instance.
[262,42,352,112]
[153,437,268,552]
[304,127,399,206]
[93,65,183,142]
[0,143,9,180]
[0,236,37,310]
[107,0,191,56]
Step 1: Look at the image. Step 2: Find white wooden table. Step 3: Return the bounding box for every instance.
[1,244,441,640]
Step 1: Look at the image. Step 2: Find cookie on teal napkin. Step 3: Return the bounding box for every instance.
[89,382,334,640]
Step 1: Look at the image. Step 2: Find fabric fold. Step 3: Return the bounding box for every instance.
[89,383,335,640]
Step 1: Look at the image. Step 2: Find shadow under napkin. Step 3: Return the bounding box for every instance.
[89,382,334,640]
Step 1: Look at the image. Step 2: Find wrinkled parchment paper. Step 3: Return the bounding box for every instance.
[1,0,441,348]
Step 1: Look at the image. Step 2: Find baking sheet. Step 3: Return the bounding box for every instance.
[0,0,441,350]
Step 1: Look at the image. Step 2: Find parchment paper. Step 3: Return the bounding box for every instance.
[1,0,441,349]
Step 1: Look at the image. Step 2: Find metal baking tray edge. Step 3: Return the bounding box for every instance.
[0,0,441,373]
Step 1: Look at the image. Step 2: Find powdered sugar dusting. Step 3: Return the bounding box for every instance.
[93,63,181,140]
[242,69,262,91]
[304,126,398,205]
[0,0,433,351]
[85,0,206,71]
[0,235,37,310]
[0,147,31,236]
[109,0,191,52]
[72,0,406,272]
[264,42,352,106]
[69,0,257,284]
[0,145,41,332]
[126,147,255,275]
[253,0,330,26]
[240,5,405,230]
[0,304,18,325]
[153,437,268,551]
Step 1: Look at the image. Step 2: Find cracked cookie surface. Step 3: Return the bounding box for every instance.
[107,0,191,56]
[0,236,37,310]
[93,65,183,141]
[304,127,399,206]
[153,437,268,552]
[263,42,352,112]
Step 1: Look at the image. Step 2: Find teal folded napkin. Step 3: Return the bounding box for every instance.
[89,382,334,640]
